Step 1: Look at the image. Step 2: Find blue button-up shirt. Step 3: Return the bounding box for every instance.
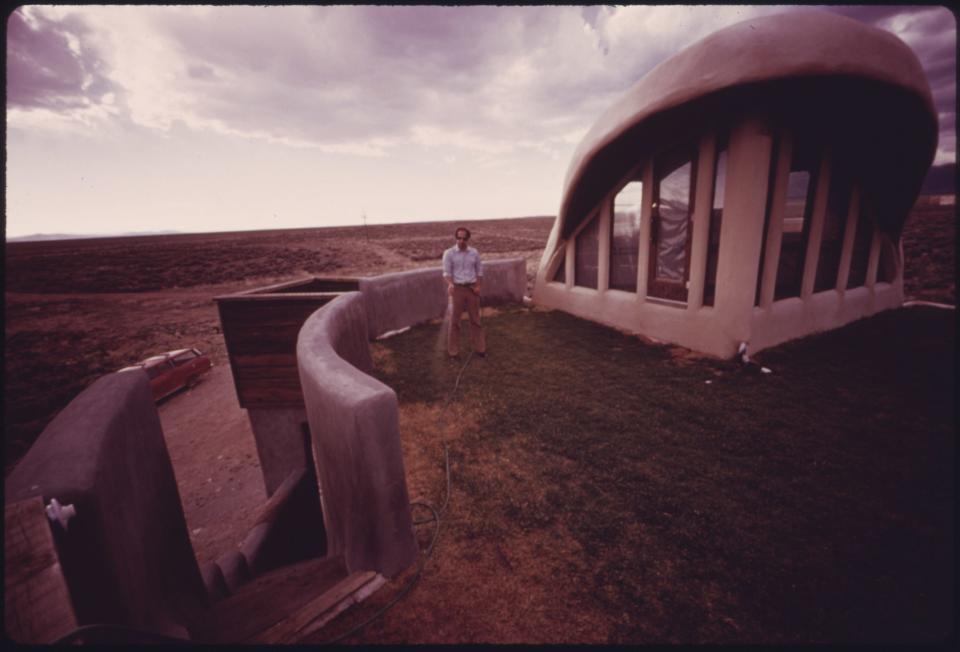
[442,245,483,284]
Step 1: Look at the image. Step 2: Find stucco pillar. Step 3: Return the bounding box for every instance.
[636,161,654,301]
[713,115,775,353]
[757,129,793,309]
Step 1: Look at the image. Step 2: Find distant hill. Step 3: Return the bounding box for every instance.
[7,230,182,242]
[920,162,956,195]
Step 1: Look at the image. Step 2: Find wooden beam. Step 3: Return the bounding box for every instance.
[4,497,78,644]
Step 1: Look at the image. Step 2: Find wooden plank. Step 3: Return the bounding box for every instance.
[239,388,305,406]
[217,293,341,304]
[232,353,299,367]
[223,323,313,340]
[218,302,329,323]
[234,367,301,382]
[197,555,349,643]
[223,341,296,358]
[223,313,322,330]
[237,377,303,393]
[215,277,355,298]
[216,277,327,296]
[222,323,308,339]
[251,571,385,644]
[242,399,305,409]
[4,498,78,644]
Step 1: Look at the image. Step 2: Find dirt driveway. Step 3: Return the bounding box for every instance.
[157,362,265,566]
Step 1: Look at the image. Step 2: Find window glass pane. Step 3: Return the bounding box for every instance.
[552,252,565,283]
[814,171,852,293]
[774,146,817,300]
[655,159,692,282]
[145,364,165,379]
[847,200,874,288]
[877,235,897,283]
[574,214,600,289]
[172,352,195,366]
[755,136,783,306]
[610,180,643,291]
[704,147,727,306]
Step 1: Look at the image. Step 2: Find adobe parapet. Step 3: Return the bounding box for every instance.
[295,259,526,576]
[297,292,418,577]
[359,257,527,339]
[5,371,206,640]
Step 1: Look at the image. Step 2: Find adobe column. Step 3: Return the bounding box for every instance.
[712,114,776,357]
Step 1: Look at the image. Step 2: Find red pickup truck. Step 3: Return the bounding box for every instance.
[119,348,213,401]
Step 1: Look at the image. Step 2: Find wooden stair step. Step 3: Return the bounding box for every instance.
[251,569,386,644]
[193,555,349,643]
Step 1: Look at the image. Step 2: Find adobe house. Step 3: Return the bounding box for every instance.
[532,10,938,358]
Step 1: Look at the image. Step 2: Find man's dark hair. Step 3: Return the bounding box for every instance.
[455,227,471,240]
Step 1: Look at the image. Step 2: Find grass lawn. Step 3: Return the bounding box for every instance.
[348,304,955,644]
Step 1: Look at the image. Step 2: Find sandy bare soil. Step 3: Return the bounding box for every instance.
[156,363,265,566]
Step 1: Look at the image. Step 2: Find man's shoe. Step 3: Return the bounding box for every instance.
[476,351,486,358]
[448,353,460,360]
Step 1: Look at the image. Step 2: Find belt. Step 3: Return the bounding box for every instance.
[454,282,476,287]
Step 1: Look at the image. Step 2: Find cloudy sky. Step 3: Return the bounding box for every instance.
[5,4,956,238]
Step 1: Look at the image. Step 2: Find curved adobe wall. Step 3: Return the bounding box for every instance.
[4,371,206,639]
[359,257,527,339]
[296,292,418,578]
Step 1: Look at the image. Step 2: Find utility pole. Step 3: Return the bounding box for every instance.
[362,210,370,245]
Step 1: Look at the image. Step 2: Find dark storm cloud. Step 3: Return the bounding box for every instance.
[6,8,116,110]
[825,5,956,158]
[10,5,954,162]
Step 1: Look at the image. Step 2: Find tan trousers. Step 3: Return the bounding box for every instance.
[448,286,486,356]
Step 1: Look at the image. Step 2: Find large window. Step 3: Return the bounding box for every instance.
[704,144,727,306]
[609,180,643,291]
[813,170,852,293]
[649,146,695,302]
[773,143,818,300]
[552,252,566,283]
[172,350,198,367]
[574,214,600,289]
[847,198,874,289]
[877,235,897,283]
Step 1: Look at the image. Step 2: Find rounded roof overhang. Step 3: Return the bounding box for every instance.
[558,10,938,240]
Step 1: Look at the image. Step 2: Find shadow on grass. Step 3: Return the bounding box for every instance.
[372,305,955,644]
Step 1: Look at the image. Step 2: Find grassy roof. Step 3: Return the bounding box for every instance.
[331,304,955,643]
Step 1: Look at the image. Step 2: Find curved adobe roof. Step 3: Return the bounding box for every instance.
[557,9,938,240]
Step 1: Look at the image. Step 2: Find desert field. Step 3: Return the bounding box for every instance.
[2,205,955,642]
[5,204,954,470]
[4,216,553,470]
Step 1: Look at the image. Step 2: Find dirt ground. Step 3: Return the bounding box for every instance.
[3,206,954,641]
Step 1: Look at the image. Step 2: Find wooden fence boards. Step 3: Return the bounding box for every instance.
[215,277,358,409]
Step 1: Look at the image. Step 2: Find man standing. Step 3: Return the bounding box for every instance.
[442,227,486,359]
